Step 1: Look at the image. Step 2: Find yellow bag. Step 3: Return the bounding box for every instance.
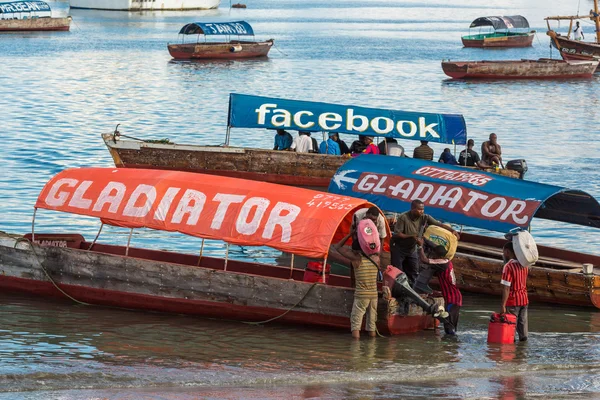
[423,225,457,260]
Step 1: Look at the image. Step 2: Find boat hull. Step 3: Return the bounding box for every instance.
[548,31,600,61]
[0,234,439,334]
[168,40,273,60]
[462,32,534,48]
[102,134,520,188]
[0,17,71,32]
[70,0,220,10]
[441,59,598,79]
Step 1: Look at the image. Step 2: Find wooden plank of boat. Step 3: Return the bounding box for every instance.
[168,40,274,60]
[102,133,521,186]
[450,232,600,308]
[0,233,439,334]
[441,59,599,79]
[0,16,72,32]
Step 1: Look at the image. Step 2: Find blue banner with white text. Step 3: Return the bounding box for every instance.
[228,93,467,145]
[0,1,51,13]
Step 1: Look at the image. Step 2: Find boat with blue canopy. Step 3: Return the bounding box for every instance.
[0,0,71,32]
[103,93,471,188]
[167,21,274,60]
[462,15,535,48]
[328,155,600,308]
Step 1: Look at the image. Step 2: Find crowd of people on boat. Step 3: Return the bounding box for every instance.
[330,201,529,341]
[273,129,506,170]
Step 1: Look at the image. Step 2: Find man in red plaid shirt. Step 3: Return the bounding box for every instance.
[500,241,529,342]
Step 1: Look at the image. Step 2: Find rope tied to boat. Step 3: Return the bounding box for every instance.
[242,282,319,325]
[13,237,91,306]
[111,124,172,144]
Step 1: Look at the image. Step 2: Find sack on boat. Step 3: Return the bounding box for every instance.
[423,225,457,260]
[303,261,331,284]
[509,229,538,267]
[357,219,380,256]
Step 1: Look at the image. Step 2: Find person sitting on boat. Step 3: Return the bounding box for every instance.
[351,136,379,157]
[306,132,319,154]
[378,137,404,157]
[417,245,462,335]
[413,140,434,160]
[574,21,585,41]
[273,129,293,151]
[330,132,351,155]
[438,148,459,165]
[351,206,387,249]
[290,131,313,153]
[350,135,368,155]
[481,133,504,168]
[458,139,481,167]
[391,200,459,286]
[330,220,381,339]
[500,241,529,342]
[319,132,341,155]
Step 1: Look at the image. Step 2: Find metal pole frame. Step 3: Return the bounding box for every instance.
[197,238,205,267]
[321,256,328,283]
[31,207,37,243]
[125,228,134,256]
[224,243,230,271]
[289,253,295,279]
[225,126,232,146]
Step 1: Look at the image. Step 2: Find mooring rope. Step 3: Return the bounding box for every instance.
[242,282,319,325]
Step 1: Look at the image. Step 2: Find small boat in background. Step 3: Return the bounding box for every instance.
[0,0,71,32]
[441,59,599,79]
[167,21,273,60]
[461,16,535,48]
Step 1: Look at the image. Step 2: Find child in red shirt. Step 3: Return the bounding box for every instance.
[500,241,529,342]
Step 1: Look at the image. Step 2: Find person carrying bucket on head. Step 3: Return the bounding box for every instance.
[329,219,382,339]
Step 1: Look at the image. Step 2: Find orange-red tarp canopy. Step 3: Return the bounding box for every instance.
[35,168,377,259]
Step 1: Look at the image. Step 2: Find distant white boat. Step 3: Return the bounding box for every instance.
[70,0,220,10]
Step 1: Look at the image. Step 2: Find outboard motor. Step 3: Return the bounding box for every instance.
[383,265,450,323]
[506,159,528,179]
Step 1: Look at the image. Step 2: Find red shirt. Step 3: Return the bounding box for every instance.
[501,259,529,306]
[435,260,462,306]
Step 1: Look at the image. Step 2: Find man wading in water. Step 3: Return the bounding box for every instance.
[330,220,382,339]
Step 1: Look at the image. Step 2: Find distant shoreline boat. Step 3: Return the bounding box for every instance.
[462,15,535,48]
[0,1,71,32]
[441,59,599,79]
[70,0,220,11]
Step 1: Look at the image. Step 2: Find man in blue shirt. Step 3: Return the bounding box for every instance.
[319,132,341,155]
[273,129,293,150]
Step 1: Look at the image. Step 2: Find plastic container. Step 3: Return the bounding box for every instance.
[303,261,331,284]
[423,225,457,260]
[487,313,517,344]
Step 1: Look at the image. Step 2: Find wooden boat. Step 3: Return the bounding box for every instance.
[167,21,273,60]
[441,59,599,79]
[329,155,600,309]
[70,0,220,11]
[462,16,534,48]
[0,1,71,32]
[0,167,444,335]
[545,0,600,61]
[102,133,520,187]
[452,233,600,308]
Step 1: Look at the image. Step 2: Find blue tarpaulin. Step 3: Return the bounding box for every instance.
[228,93,467,145]
[0,1,51,13]
[178,21,254,36]
[328,155,600,233]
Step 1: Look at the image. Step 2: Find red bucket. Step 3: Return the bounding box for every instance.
[487,313,517,344]
[303,261,331,284]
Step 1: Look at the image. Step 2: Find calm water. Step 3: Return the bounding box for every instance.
[1,0,600,398]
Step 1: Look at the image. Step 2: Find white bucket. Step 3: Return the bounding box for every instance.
[582,263,594,275]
